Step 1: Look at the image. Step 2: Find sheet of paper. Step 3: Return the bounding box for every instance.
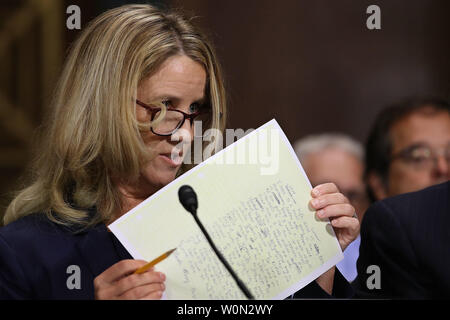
[109,119,343,299]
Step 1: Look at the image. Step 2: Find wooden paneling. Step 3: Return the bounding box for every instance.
[1,0,449,219]
[171,0,450,143]
[0,0,63,220]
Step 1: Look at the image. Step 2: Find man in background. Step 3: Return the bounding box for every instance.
[355,97,450,298]
[364,97,450,201]
[295,134,369,282]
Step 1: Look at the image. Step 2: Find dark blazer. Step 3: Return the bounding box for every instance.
[0,213,131,299]
[353,181,450,299]
[0,212,351,299]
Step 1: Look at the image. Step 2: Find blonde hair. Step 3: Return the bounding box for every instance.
[4,4,226,230]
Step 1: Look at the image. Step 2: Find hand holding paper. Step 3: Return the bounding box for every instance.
[309,183,360,252]
[94,259,166,300]
[109,119,358,299]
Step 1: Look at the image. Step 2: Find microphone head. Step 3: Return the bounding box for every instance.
[178,185,198,214]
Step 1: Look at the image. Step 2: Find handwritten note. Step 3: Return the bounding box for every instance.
[109,119,343,299]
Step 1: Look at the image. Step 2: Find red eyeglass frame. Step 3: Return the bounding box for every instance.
[136,99,208,136]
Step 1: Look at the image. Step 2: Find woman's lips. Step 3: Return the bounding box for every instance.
[159,153,183,167]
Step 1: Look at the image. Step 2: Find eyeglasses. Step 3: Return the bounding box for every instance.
[390,143,450,170]
[136,99,210,136]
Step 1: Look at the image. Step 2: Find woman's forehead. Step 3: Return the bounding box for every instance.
[138,55,206,100]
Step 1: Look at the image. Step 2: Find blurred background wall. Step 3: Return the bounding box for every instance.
[0,0,449,218]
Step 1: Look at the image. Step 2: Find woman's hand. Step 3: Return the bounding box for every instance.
[310,182,360,251]
[310,183,360,295]
[94,259,166,300]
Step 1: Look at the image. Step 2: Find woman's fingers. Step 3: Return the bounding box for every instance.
[330,216,359,231]
[96,259,148,284]
[115,270,165,297]
[139,290,165,300]
[311,182,339,197]
[119,281,165,300]
[309,186,355,220]
[310,182,360,252]
[94,259,166,300]
[310,192,349,210]
[315,203,355,220]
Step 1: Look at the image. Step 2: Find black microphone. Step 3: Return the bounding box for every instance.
[178,185,254,300]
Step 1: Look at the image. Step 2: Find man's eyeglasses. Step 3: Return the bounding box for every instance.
[136,99,210,136]
[390,143,450,170]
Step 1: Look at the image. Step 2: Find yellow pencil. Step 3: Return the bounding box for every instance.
[134,248,176,274]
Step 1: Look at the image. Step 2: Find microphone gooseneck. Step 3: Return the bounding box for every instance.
[178,185,254,300]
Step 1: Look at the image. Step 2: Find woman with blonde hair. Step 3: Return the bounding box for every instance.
[0,4,358,299]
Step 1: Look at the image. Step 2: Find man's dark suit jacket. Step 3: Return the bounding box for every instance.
[0,212,351,299]
[353,181,450,299]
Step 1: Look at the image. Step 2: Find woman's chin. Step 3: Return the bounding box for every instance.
[142,171,178,191]
[139,159,182,193]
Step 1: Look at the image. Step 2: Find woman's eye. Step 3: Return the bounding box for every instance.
[189,103,200,113]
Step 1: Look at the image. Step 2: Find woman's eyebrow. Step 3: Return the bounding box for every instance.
[147,95,206,104]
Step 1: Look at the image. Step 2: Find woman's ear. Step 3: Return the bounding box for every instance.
[367,172,388,201]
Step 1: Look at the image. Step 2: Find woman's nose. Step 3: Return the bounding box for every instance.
[171,121,193,143]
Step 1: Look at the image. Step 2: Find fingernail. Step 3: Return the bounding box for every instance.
[311,199,321,208]
[159,273,166,280]
[317,209,325,218]
[160,283,165,290]
[312,188,320,196]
